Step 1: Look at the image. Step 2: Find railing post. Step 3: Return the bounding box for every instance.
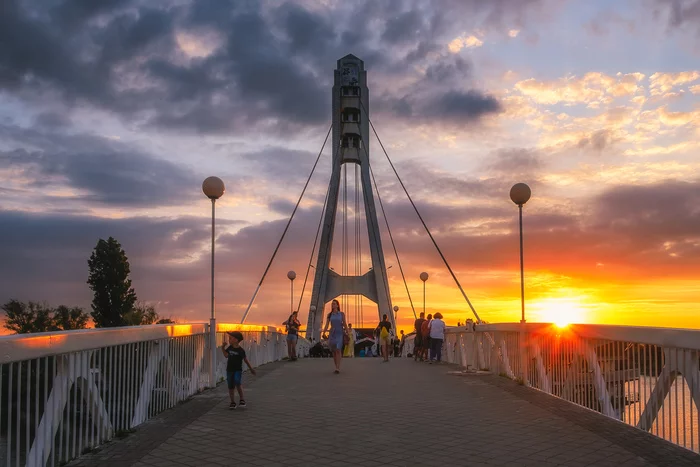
[209,319,217,388]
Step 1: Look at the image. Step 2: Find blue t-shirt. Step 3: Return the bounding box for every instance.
[224,345,246,372]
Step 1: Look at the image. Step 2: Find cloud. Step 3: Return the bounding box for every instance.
[0,124,200,207]
[508,29,520,37]
[420,90,502,123]
[649,71,700,96]
[448,35,484,53]
[514,72,645,105]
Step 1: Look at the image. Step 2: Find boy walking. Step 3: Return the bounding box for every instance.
[221,331,256,410]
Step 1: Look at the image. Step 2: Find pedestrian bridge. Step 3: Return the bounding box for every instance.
[1,323,699,466]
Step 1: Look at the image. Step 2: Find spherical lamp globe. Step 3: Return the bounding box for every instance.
[202,176,225,200]
[510,183,531,206]
[419,272,429,282]
[393,306,399,312]
[287,270,297,281]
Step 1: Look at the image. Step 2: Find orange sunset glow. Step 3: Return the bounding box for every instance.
[1,1,700,333]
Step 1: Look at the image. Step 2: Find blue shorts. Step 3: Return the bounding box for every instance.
[286,334,298,343]
[226,371,242,389]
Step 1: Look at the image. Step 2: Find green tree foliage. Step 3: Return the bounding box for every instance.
[53,305,90,330]
[124,301,158,326]
[87,237,137,328]
[123,302,175,325]
[2,300,90,334]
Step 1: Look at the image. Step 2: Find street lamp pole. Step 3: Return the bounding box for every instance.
[287,271,296,316]
[420,272,429,316]
[203,176,225,388]
[510,183,531,324]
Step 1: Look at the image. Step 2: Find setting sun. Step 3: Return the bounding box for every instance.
[530,297,587,327]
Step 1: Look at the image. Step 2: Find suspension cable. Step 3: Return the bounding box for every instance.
[240,124,333,324]
[295,177,331,315]
[368,162,418,320]
[357,130,417,320]
[359,101,481,323]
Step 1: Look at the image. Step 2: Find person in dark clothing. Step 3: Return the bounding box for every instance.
[221,331,256,410]
[413,312,426,361]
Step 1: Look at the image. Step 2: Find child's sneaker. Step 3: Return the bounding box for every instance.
[239,400,247,408]
[229,401,237,410]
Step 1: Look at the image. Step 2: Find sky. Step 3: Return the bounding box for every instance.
[1,0,700,333]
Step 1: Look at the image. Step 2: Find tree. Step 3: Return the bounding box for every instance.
[123,301,158,326]
[3,300,54,333]
[53,305,90,330]
[123,302,175,325]
[87,237,137,328]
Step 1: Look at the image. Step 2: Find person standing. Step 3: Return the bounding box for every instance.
[413,312,426,361]
[398,330,406,356]
[283,311,301,361]
[221,331,256,409]
[322,299,349,374]
[421,314,432,362]
[428,312,446,363]
[376,314,392,363]
[343,323,356,357]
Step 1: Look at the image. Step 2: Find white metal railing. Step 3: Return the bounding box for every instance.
[405,323,700,453]
[0,323,309,467]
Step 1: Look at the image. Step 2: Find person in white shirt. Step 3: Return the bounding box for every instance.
[428,312,446,363]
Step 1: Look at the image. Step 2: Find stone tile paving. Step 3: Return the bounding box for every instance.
[69,358,700,467]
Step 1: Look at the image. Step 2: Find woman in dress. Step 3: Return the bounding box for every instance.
[343,323,356,358]
[322,299,348,374]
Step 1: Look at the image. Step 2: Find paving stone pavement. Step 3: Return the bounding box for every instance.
[69,358,700,467]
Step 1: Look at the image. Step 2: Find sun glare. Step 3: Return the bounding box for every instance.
[531,297,587,327]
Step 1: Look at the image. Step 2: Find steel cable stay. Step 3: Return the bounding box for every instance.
[294,176,331,317]
[357,132,417,320]
[358,101,482,323]
[240,123,333,324]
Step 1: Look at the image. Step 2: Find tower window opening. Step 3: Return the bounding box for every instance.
[341,134,361,148]
[341,86,360,97]
[341,108,360,123]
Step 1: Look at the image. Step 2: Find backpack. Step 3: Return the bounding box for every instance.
[380,325,389,340]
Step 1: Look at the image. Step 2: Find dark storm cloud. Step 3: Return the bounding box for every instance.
[423,90,502,122]
[593,180,700,240]
[425,56,471,83]
[0,0,553,134]
[0,125,200,207]
[382,10,425,44]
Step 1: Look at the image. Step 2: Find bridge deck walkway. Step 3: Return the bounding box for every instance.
[68,358,700,467]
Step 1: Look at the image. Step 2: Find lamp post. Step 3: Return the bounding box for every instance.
[420,272,429,316]
[510,183,531,324]
[287,270,296,316]
[203,176,225,388]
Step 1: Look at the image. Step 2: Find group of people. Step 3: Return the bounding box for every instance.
[412,311,446,363]
[219,303,448,410]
